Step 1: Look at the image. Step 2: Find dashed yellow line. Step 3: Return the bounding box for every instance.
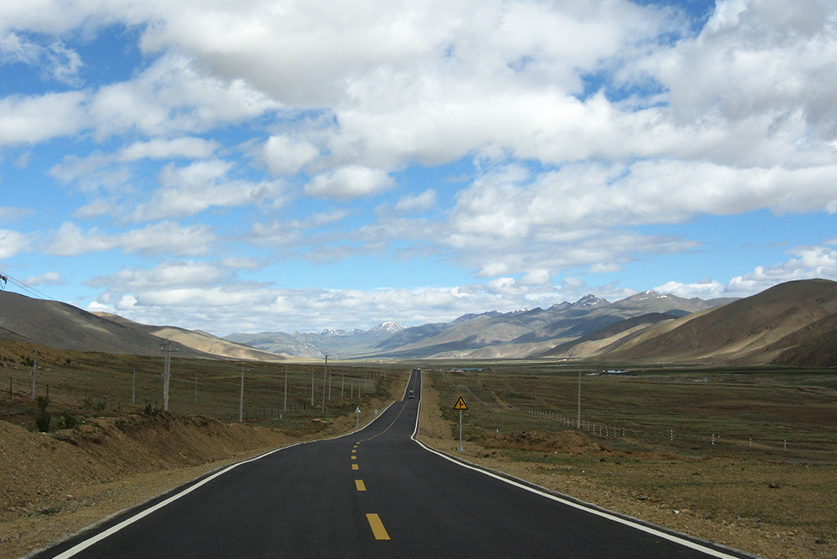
[355,479,367,491]
[366,513,390,540]
[357,401,411,443]
[352,464,359,470]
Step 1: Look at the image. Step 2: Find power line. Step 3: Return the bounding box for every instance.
[0,270,59,301]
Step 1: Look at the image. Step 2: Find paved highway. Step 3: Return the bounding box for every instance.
[36,370,753,559]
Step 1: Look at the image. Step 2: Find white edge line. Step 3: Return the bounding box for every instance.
[50,396,402,558]
[409,392,749,559]
[50,443,298,559]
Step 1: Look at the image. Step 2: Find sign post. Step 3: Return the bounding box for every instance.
[454,396,468,451]
[355,406,361,429]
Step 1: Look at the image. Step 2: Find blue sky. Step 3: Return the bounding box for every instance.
[1,0,836,335]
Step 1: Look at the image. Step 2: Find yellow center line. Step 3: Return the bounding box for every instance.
[366,513,390,540]
[351,455,357,460]
[352,464,359,470]
[352,449,356,453]
[355,479,367,491]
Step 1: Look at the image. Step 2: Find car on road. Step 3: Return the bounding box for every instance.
[408,390,414,399]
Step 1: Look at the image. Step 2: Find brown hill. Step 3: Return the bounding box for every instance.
[0,291,205,357]
[602,279,837,365]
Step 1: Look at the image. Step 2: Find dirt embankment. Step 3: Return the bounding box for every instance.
[1,371,407,559]
[0,414,293,559]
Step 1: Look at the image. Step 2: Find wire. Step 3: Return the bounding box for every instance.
[0,271,59,301]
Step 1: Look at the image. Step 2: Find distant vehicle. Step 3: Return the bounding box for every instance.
[408,390,415,399]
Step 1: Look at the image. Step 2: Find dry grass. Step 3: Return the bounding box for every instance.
[418,367,837,559]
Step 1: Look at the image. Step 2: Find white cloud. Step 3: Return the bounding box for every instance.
[25,271,61,286]
[118,137,220,161]
[261,135,319,176]
[394,189,437,213]
[48,221,216,257]
[656,240,837,299]
[132,160,286,221]
[520,269,550,286]
[0,229,31,258]
[0,32,40,65]
[0,206,34,224]
[0,91,86,146]
[651,0,837,140]
[74,199,114,219]
[88,54,280,139]
[0,33,83,86]
[305,165,394,199]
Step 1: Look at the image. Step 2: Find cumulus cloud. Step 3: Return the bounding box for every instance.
[4,0,837,334]
[0,91,86,146]
[131,159,286,221]
[305,165,394,199]
[118,137,220,161]
[25,271,61,286]
[0,229,31,258]
[262,135,319,176]
[88,54,280,139]
[656,240,837,299]
[394,189,437,213]
[48,221,216,257]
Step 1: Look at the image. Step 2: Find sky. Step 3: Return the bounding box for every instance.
[1,0,836,336]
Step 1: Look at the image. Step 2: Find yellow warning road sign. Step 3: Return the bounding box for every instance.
[454,396,468,410]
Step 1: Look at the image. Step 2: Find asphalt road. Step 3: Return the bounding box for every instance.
[36,370,753,559]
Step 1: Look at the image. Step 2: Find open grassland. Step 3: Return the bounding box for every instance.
[0,340,401,434]
[418,363,837,558]
[430,362,837,461]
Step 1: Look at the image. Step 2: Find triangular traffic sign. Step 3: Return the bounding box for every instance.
[453,396,468,410]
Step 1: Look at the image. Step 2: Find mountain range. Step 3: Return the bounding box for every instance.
[1,279,837,367]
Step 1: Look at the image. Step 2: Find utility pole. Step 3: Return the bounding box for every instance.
[239,364,245,423]
[160,341,173,411]
[31,349,37,399]
[321,355,328,416]
[577,370,582,429]
[283,367,288,413]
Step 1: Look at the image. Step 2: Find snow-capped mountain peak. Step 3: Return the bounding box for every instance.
[372,321,405,333]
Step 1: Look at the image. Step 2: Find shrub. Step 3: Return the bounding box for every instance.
[35,412,51,432]
[36,395,50,412]
[61,413,78,429]
[143,402,162,416]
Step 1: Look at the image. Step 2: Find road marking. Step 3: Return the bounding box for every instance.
[366,513,390,540]
[351,455,357,460]
[411,416,745,559]
[352,449,356,453]
[47,401,405,559]
[352,464,359,470]
[355,479,367,491]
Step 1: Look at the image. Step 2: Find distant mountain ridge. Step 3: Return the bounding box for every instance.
[3,280,837,367]
[228,290,729,359]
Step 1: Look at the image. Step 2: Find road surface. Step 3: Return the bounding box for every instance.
[35,369,753,559]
